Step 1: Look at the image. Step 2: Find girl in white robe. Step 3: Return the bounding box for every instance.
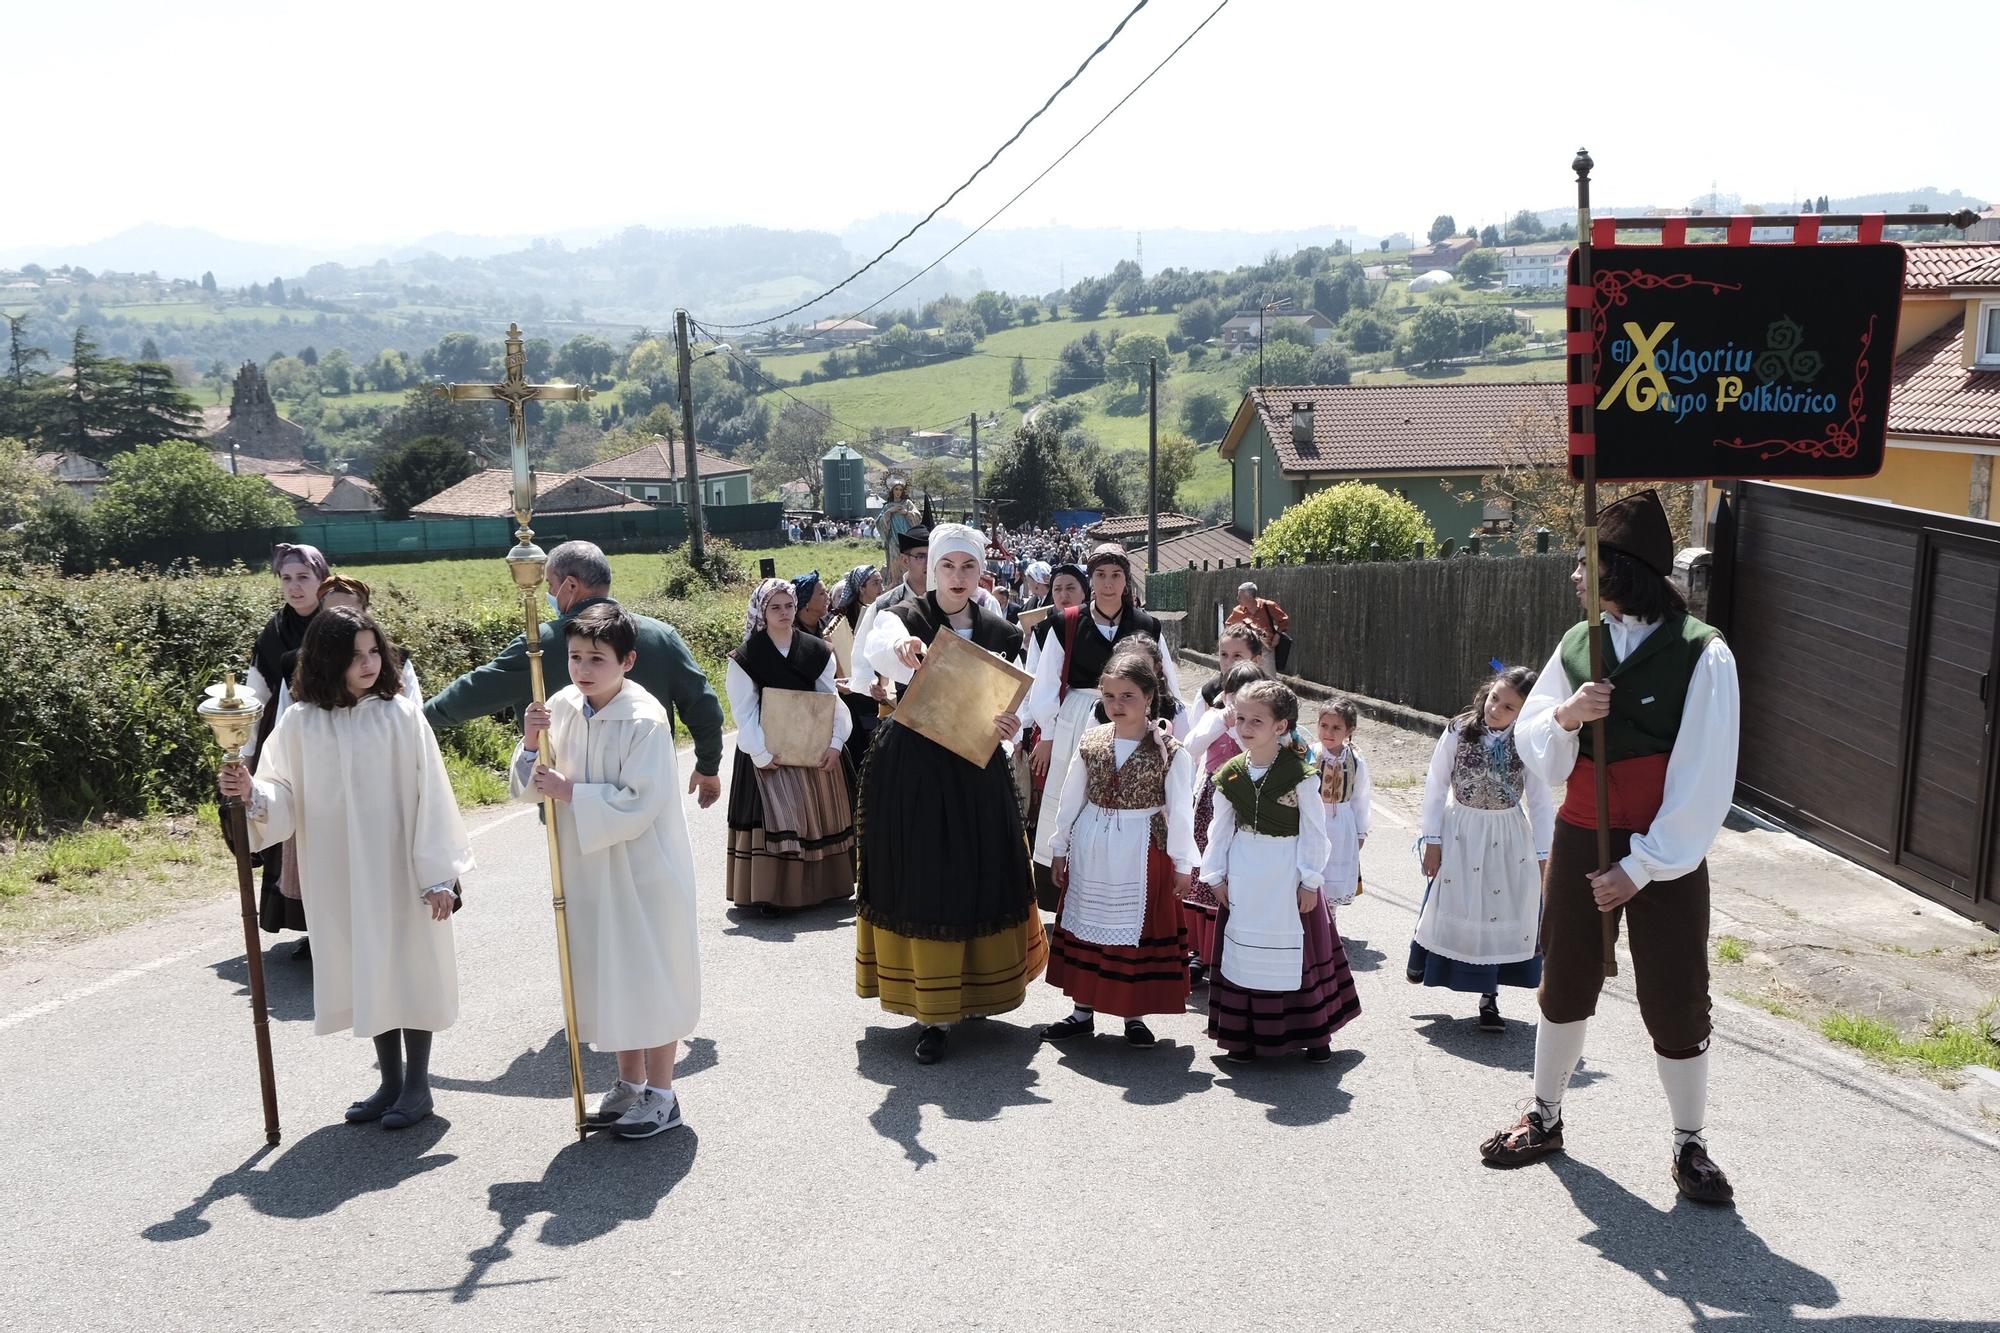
[513,601,703,1139]
[222,606,472,1130]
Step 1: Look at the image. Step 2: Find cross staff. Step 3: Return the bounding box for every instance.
[435,322,596,1140]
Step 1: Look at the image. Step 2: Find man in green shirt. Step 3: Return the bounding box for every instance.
[423,541,726,807]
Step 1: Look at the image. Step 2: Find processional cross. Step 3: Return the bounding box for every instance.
[435,322,596,1139]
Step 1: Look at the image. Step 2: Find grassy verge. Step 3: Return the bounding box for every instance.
[1,809,236,961]
[1820,1007,2000,1074]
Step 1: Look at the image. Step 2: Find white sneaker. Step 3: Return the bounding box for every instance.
[587,1079,643,1126]
[611,1089,684,1139]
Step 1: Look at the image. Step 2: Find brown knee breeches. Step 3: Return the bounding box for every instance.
[1538,818,1712,1054]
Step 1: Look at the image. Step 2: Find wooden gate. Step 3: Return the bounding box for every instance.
[1718,482,2000,927]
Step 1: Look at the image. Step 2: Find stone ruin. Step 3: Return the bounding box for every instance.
[208,360,307,460]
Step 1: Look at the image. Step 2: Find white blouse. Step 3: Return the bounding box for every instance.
[1196,758,1331,890]
[1516,615,1740,888]
[1046,734,1200,872]
[725,639,852,770]
[1420,722,1555,858]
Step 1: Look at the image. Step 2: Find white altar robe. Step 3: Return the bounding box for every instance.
[246,693,472,1038]
[510,681,701,1051]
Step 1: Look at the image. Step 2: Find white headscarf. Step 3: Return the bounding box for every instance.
[926,522,986,594]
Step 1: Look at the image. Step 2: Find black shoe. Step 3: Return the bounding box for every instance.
[1224,1048,1256,1064]
[344,1085,400,1124]
[753,903,781,919]
[1478,996,1504,1032]
[1405,965,1424,984]
[1188,961,1208,986]
[1672,1140,1736,1206]
[1123,1020,1156,1048]
[1303,1045,1333,1063]
[379,1092,433,1130]
[292,937,312,962]
[914,1026,949,1064]
[1041,1014,1095,1042]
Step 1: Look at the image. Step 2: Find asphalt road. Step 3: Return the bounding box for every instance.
[2,736,1997,1332]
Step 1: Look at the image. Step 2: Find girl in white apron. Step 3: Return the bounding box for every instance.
[1198,680,1361,1063]
[1314,698,1371,910]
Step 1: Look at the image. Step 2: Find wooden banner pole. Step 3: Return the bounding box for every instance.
[1573,148,1619,979]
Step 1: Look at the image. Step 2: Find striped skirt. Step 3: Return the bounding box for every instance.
[726,748,855,909]
[1046,848,1192,1018]
[1208,890,1362,1056]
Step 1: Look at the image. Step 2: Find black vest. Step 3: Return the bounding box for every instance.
[1057,604,1163,690]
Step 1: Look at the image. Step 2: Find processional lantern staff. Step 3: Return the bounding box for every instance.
[435,321,596,1140]
[197,674,280,1145]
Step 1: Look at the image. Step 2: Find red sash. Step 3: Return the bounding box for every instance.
[1558,752,1669,833]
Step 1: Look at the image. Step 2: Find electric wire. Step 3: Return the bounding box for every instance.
[697,0,1153,331]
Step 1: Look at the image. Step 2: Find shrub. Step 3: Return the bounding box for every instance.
[658,536,748,600]
[1253,483,1437,563]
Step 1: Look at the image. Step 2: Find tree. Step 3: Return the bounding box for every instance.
[1456,248,1501,287]
[319,348,353,395]
[1428,215,1458,245]
[969,290,1014,331]
[1254,482,1436,562]
[984,418,1092,526]
[1506,209,1545,239]
[91,440,296,541]
[424,332,493,382]
[139,337,161,361]
[1480,224,1501,247]
[366,348,412,393]
[200,271,217,294]
[1053,332,1106,397]
[298,346,318,367]
[1179,388,1232,443]
[1068,277,1111,320]
[372,433,480,519]
[1406,305,1462,368]
[376,385,493,458]
[0,436,54,527]
[1009,354,1029,397]
[524,336,555,379]
[206,358,230,403]
[61,327,125,458]
[1153,432,1199,512]
[753,399,833,509]
[0,315,54,439]
[1176,297,1223,344]
[557,334,616,384]
[262,354,310,399]
[1238,339,1313,392]
[1307,343,1351,385]
[1338,307,1398,353]
[1107,332,1169,391]
[106,361,203,452]
[268,276,286,304]
[623,338,675,397]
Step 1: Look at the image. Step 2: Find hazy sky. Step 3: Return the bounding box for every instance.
[11,0,1993,251]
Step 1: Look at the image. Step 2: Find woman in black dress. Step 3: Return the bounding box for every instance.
[243,543,328,956]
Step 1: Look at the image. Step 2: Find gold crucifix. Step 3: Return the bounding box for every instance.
[433,320,595,1139]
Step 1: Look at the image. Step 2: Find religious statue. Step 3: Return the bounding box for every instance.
[876,478,919,582]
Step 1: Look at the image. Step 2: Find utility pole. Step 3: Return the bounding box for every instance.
[969,412,980,526]
[1146,357,1159,573]
[674,309,705,566]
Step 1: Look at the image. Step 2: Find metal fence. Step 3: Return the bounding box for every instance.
[89,502,785,572]
[1175,554,1577,718]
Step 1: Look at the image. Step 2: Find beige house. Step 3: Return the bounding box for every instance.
[580,437,753,508]
[411,469,652,519]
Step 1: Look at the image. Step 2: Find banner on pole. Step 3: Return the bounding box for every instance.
[1568,243,1905,482]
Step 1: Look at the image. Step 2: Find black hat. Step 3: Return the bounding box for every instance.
[1597,491,1674,577]
[897,525,931,554]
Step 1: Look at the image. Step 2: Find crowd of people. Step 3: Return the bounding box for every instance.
[216,489,1742,1203]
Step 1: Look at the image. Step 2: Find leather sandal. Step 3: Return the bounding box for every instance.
[1672,1140,1736,1206]
[1479,1109,1564,1167]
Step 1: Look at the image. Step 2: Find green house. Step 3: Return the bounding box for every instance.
[582,436,754,508]
[1218,384,1565,545]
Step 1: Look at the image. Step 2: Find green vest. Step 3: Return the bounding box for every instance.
[1214,746,1311,837]
[1558,614,1718,763]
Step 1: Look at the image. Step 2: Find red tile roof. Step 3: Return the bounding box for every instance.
[1889,326,2000,441]
[582,437,749,481]
[1221,383,1566,474]
[1902,244,2000,292]
[411,469,653,518]
[1087,512,1201,538]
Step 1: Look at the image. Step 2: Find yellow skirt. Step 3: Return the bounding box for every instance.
[855,917,1048,1025]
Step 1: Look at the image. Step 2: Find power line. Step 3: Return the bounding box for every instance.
[775,0,1233,337]
[697,0,1153,331]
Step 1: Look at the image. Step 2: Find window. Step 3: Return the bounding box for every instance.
[644,486,660,502]
[1979,301,2000,367]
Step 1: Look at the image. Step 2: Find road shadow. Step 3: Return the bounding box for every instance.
[432,1032,718,1100]
[142,1118,456,1242]
[389,1129,699,1304]
[1410,1012,1610,1087]
[1046,1034,1215,1106]
[210,947,315,1024]
[854,1021,1050,1169]
[722,896,857,942]
[1338,933,1388,973]
[1210,1047,1364,1128]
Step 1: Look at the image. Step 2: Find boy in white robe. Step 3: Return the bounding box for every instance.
[514,602,702,1140]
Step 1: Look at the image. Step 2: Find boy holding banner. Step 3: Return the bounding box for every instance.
[1478,492,1741,1205]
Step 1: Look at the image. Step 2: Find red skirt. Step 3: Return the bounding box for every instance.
[1046,848,1192,1018]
